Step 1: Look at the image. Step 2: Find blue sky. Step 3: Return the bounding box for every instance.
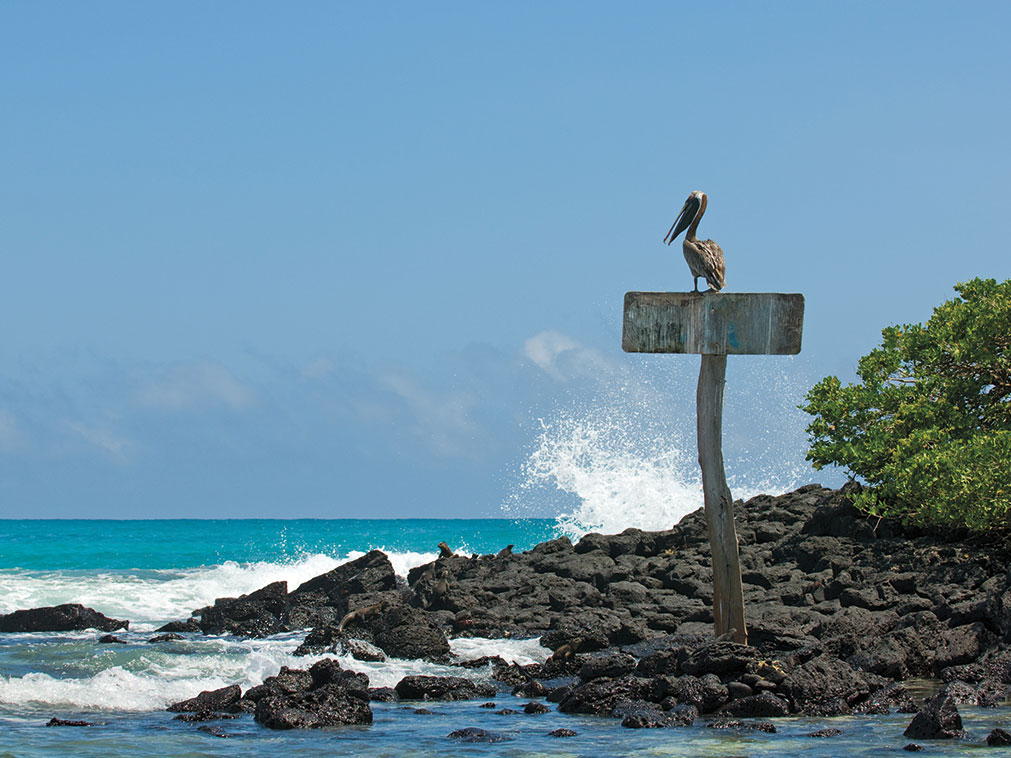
[2,2,1009,518]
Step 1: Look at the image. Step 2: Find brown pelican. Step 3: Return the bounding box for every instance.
[663,190,726,293]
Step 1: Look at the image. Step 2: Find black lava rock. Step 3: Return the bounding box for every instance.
[1,604,128,633]
[447,727,511,742]
[903,686,966,740]
[394,675,495,701]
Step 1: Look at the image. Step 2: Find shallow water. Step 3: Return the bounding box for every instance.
[6,702,1011,758]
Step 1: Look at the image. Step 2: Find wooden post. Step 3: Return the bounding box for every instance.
[697,354,746,643]
[623,292,804,647]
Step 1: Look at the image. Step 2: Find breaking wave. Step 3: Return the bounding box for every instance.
[507,357,830,541]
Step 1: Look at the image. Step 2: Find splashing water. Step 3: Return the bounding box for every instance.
[507,357,832,541]
[518,412,702,540]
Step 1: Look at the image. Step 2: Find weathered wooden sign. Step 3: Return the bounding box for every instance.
[622,291,805,646]
[623,292,804,355]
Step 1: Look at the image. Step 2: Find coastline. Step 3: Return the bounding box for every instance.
[4,483,1010,753]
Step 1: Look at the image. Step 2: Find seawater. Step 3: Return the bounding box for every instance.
[2,519,1008,757]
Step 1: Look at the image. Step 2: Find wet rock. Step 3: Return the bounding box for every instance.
[255,687,372,729]
[512,679,548,698]
[156,618,200,633]
[705,719,777,732]
[495,708,520,715]
[987,727,1011,746]
[619,701,697,728]
[46,718,93,727]
[854,682,914,714]
[173,710,238,722]
[903,744,923,751]
[808,727,842,737]
[196,725,232,738]
[368,687,398,702]
[0,604,128,633]
[725,680,753,700]
[289,550,398,620]
[197,581,289,637]
[340,600,450,661]
[781,654,879,715]
[394,675,495,701]
[557,675,663,716]
[148,633,183,643]
[618,701,675,729]
[719,691,790,718]
[933,622,994,673]
[195,551,399,639]
[98,634,126,644]
[447,727,511,742]
[903,685,966,740]
[523,701,550,714]
[578,651,637,681]
[251,660,372,729]
[168,685,242,714]
[243,667,314,703]
[680,641,759,676]
[344,638,387,662]
[548,728,578,737]
[663,673,729,713]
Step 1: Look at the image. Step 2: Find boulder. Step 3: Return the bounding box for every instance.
[250,659,372,729]
[557,675,664,716]
[339,600,450,660]
[447,727,511,742]
[578,652,637,681]
[394,675,495,701]
[719,691,790,718]
[903,685,966,740]
[197,581,289,637]
[987,728,1011,746]
[780,654,880,715]
[0,604,128,633]
[287,550,398,629]
[167,684,242,713]
[46,718,93,727]
[156,618,200,633]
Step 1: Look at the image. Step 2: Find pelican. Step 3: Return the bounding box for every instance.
[663,190,726,293]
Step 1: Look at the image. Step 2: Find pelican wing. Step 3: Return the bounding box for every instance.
[697,239,726,291]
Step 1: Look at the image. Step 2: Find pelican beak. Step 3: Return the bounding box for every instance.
[663,195,700,245]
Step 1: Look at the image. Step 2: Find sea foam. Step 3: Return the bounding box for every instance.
[0,549,441,629]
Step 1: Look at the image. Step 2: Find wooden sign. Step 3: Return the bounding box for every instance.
[622,292,804,355]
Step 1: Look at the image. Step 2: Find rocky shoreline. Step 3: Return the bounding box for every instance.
[10,483,1011,745]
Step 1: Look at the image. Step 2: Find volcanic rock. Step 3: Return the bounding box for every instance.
[46,718,93,727]
[0,604,128,633]
[447,727,511,742]
[394,675,495,701]
[167,684,242,713]
[251,659,372,729]
[903,685,966,740]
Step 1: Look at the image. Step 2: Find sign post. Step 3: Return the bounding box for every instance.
[622,291,805,645]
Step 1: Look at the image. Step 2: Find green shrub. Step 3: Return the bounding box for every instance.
[802,278,1011,530]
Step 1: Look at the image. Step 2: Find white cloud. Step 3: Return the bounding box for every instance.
[66,421,134,462]
[523,330,615,381]
[134,361,256,411]
[379,372,479,459]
